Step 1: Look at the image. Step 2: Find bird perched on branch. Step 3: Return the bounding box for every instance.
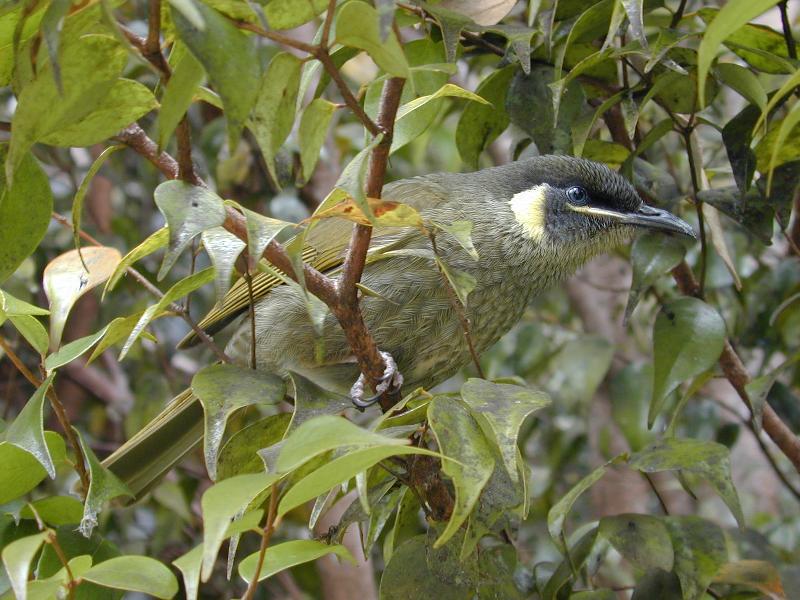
[104,155,694,497]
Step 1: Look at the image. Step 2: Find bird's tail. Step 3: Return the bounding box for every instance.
[102,388,204,500]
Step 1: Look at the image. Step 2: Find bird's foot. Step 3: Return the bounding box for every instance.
[350,351,404,411]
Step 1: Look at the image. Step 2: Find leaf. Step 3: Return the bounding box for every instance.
[41,79,158,147]
[713,560,785,598]
[45,326,110,371]
[298,98,337,182]
[650,298,726,426]
[630,438,744,528]
[81,556,178,599]
[0,290,50,317]
[0,433,66,504]
[239,205,293,265]
[157,45,205,149]
[249,52,302,183]
[599,513,674,572]
[625,233,687,321]
[335,1,410,79]
[427,396,494,548]
[542,526,600,600]
[665,516,728,600]
[714,63,767,114]
[172,0,261,149]
[745,353,799,433]
[765,101,800,194]
[173,545,203,600]
[285,372,353,432]
[76,428,133,537]
[722,104,759,194]
[218,414,291,480]
[19,496,83,527]
[610,362,654,452]
[120,266,214,359]
[621,0,646,48]
[431,221,480,261]
[201,472,278,580]
[697,0,782,107]
[238,540,355,582]
[87,312,157,363]
[43,247,122,349]
[1,531,49,600]
[310,196,423,228]
[153,181,226,280]
[424,4,472,63]
[191,364,285,480]
[460,379,549,482]
[333,134,383,217]
[547,455,623,552]
[631,569,683,600]
[278,445,437,517]
[9,315,49,357]
[276,415,410,474]
[103,227,169,296]
[435,257,476,306]
[201,227,245,303]
[456,66,515,168]
[5,373,57,478]
[438,0,515,26]
[262,0,327,29]
[7,35,126,178]
[0,145,53,285]
[39,0,72,93]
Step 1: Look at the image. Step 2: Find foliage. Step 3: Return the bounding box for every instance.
[0,0,799,598]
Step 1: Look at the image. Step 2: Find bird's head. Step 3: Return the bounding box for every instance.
[503,156,694,257]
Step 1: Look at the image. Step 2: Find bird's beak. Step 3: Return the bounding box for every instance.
[568,203,696,238]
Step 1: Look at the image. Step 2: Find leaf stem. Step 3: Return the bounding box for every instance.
[243,483,279,600]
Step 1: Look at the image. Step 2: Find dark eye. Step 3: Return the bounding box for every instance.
[567,186,588,204]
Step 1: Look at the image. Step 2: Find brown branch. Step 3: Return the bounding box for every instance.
[243,483,279,600]
[315,50,380,136]
[320,0,336,49]
[234,21,317,54]
[115,125,179,177]
[671,261,800,473]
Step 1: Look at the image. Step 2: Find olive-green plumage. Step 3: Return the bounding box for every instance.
[104,156,693,497]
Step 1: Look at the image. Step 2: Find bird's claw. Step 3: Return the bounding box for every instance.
[350,351,404,411]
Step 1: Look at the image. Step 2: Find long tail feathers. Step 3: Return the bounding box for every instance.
[102,388,204,501]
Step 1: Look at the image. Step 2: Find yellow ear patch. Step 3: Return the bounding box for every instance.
[510,184,549,242]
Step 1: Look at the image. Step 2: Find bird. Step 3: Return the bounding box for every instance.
[102,155,694,497]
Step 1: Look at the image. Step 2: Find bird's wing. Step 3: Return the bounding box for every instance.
[178,178,450,348]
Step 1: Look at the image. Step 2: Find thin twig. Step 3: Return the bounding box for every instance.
[243,483,279,600]
[643,473,671,515]
[320,0,336,49]
[315,50,380,136]
[669,0,689,29]
[244,271,258,370]
[234,21,317,54]
[47,531,76,597]
[778,1,797,60]
[682,126,707,296]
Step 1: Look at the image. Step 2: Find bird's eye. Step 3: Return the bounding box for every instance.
[567,186,589,204]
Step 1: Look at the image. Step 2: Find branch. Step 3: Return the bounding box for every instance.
[778,1,797,60]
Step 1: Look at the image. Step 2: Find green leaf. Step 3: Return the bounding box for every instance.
[650,298,726,426]
[173,544,202,600]
[625,232,687,320]
[9,315,49,357]
[631,569,683,599]
[157,45,205,149]
[630,438,744,528]
[745,352,800,433]
[172,0,261,149]
[7,35,127,178]
[714,63,767,114]
[609,362,654,452]
[298,98,338,182]
[249,52,302,183]
[0,433,66,504]
[546,335,614,406]
[456,66,515,168]
[201,227,245,303]
[87,312,157,363]
[0,290,50,317]
[276,414,409,474]
[5,373,56,478]
[262,0,328,29]
[278,445,436,517]
[431,220,479,261]
[153,181,226,280]
[380,535,471,599]
[434,257,476,306]
[547,455,623,552]
[120,266,215,359]
[45,326,110,371]
[665,516,728,600]
[0,145,53,285]
[427,396,494,548]
[39,0,72,93]
[238,540,355,582]
[542,526,599,600]
[103,227,169,296]
[201,472,278,580]
[1,531,49,600]
[81,556,178,599]
[697,0,782,107]
[43,247,121,349]
[19,496,83,527]
[599,514,674,572]
[191,364,285,480]
[41,79,158,147]
[76,428,133,537]
[334,134,383,216]
[765,101,800,194]
[285,372,353,432]
[713,560,786,598]
[218,414,291,480]
[335,1,410,79]
[460,379,549,482]
[238,204,294,265]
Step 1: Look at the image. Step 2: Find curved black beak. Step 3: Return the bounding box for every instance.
[621,204,696,238]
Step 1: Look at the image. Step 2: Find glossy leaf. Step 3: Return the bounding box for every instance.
[239,205,293,266]
[650,298,726,426]
[86,312,157,363]
[460,378,549,482]
[82,556,179,598]
[218,414,291,480]
[43,247,121,349]
[201,227,245,303]
[1,531,49,600]
[238,540,355,582]
[5,373,56,478]
[428,396,494,547]
[599,513,674,572]
[19,496,83,527]
[9,315,49,357]
[45,326,110,371]
[157,45,205,149]
[0,290,50,317]
[0,145,53,285]
[153,181,226,280]
[0,433,66,504]
[103,227,169,296]
[298,98,337,182]
[715,63,767,113]
[630,438,744,527]
[286,372,353,432]
[665,516,728,600]
[542,526,600,600]
[625,232,687,320]
[335,1,410,79]
[173,544,202,600]
[263,0,327,29]
[191,363,285,480]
